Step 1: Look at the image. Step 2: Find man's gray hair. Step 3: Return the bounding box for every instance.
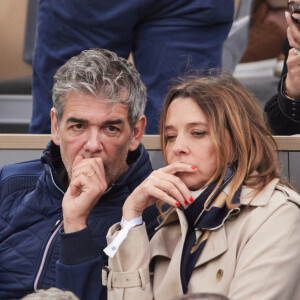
[52,49,147,129]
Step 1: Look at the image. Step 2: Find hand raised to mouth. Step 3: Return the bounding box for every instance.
[62,155,108,233]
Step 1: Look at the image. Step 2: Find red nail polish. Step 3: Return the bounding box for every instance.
[184,200,188,205]
[175,201,180,207]
[189,197,194,203]
[191,166,197,170]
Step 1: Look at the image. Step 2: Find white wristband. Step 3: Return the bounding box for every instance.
[104,216,143,258]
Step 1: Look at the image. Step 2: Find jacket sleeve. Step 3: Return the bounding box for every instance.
[56,226,107,300]
[264,76,300,135]
[105,223,153,300]
[264,39,300,135]
[228,192,300,300]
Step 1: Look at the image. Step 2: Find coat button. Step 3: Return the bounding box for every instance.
[216,269,223,281]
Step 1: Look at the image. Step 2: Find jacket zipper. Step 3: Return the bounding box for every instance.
[33,165,113,290]
[33,220,63,291]
[33,166,64,291]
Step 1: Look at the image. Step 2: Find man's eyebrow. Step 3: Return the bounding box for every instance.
[103,119,124,126]
[66,117,125,126]
[66,117,88,124]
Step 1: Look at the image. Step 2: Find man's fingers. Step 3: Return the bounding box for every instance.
[69,172,106,198]
[72,157,105,183]
[69,177,81,197]
[286,12,300,48]
[73,155,84,168]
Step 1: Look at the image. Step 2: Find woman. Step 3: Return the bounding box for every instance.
[103,73,300,300]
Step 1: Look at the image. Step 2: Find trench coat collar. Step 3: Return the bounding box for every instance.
[151,178,290,269]
[156,178,282,232]
[239,178,279,206]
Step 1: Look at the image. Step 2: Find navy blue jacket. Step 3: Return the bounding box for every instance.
[0,141,158,299]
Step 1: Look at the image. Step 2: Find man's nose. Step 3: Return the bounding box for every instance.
[85,129,103,153]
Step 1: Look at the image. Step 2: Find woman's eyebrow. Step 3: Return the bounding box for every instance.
[165,121,207,130]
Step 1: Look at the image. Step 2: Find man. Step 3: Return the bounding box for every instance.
[0,49,158,299]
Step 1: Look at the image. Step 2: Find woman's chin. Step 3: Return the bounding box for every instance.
[178,176,205,191]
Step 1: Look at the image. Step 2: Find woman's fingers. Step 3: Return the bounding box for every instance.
[143,165,196,206]
[145,173,187,206]
[161,162,197,175]
[157,162,197,203]
[146,185,185,207]
[123,162,197,220]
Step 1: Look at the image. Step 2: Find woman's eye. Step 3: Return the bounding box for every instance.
[166,135,176,141]
[192,131,205,137]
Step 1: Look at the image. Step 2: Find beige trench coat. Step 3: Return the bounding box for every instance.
[105,179,300,300]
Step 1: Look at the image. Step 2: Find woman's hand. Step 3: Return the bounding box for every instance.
[122,162,197,221]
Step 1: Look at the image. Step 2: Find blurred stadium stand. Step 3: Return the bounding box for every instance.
[0,0,37,133]
[0,134,299,191]
[0,0,265,134]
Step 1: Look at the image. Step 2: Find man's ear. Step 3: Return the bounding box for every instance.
[50,108,60,146]
[129,115,147,151]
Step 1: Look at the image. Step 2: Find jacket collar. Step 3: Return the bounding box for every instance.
[41,141,152,201]
[108,143,152,190]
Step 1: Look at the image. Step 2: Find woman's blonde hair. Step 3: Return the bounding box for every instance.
[159,73,287,209]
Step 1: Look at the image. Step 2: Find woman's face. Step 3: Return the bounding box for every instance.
[165,97,219,190]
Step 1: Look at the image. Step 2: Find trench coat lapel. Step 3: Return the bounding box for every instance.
[194,179,281,268]
[150,208,190,296]
[150,208,188,260]
[194,225,228,268]
[151,207,229,269]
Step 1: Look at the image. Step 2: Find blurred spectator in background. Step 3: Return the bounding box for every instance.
[30,0,234,134]
[241,0,287,65]
[172,293,230,300]
[264,11,300,134]
[21,288,79,300]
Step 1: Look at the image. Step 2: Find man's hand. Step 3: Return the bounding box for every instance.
[62,155,108,233]
[285,12,300,99]
[286,11,300,49]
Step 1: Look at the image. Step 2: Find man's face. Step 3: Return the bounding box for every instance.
[51,92,142,186]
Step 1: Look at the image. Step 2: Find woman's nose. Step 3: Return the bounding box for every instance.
[172,135,188,155]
